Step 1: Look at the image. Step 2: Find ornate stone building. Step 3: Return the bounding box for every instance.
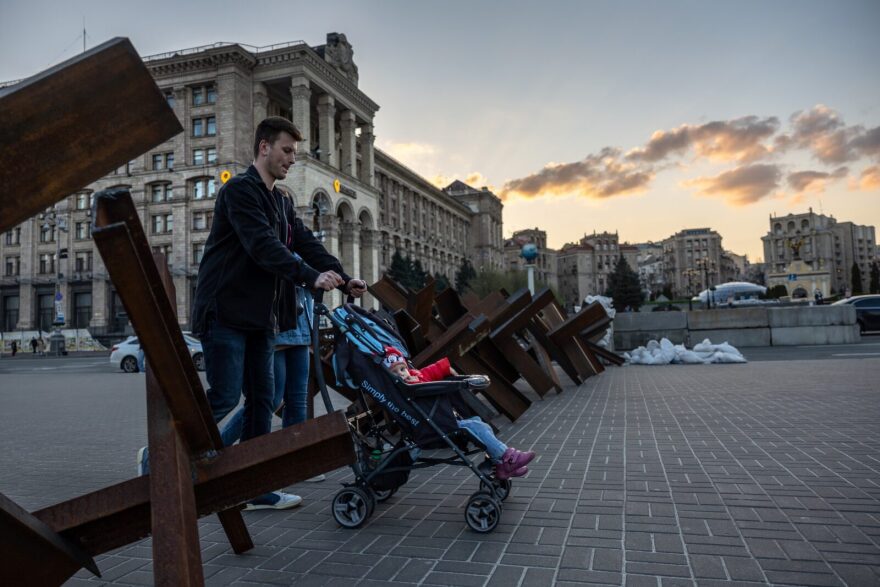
[443,181,503,272]
[502,227,557,290]
[661,228,736,297]
[0,34,498,338]
[761,209,876,295]
[556,231,639,311]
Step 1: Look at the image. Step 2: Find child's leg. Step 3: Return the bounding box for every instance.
[456,417,507,461]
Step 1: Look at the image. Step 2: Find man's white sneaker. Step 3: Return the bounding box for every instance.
[245,491,302,510]
[306,474,326,483]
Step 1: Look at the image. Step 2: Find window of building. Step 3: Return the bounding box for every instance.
[5,227,21,245]
[74,251,93,272]
[192,85,216,106]
[37,293,54,332]
[192,116,216,137]
[193,243,205,264]
[2,295,19,331]
[39,224,55,243]
[152,244,172,259]
[165,91,175,109]
[192,177,216,200]
[4,256,20,276]
[73,292,92,328]
[152,153,163,170]
[74,221,90,240]
[192,211,213,231]
[151,214,173,235]
[150,183,173,203]
[166,152,175,169]
[207,147,217,164]
[193,148,205,166]
[39,253,55,274]
[75,192,91,210]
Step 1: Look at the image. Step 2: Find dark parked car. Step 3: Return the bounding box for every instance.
[832,295,880,333]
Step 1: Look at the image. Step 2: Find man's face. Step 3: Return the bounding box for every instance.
[261,131,298,180]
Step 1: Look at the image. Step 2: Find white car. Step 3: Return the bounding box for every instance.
[110,334,205,373]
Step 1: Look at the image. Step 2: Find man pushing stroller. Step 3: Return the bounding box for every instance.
[381,346,535,480]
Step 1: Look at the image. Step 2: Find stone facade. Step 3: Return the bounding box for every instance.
[761,208,876,295]
[443,181,503,272]
[556,231,639,311]
[0,34,497,338]
[502,227,557,290]
[661,228,734,297]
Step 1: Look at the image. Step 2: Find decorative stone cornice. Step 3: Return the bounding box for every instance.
[374,150,472,219]
[147,45,257,77]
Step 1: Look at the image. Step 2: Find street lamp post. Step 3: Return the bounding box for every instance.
[39,205,68,355]
[681,268,698,311]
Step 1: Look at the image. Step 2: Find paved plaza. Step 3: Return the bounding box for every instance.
[1,355,879,586]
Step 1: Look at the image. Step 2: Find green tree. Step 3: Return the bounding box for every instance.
[851,262,864,295]
[765,284,788,299]
[433,273,450,292]
[454,259,477,294]
[870,262,880,294]
[386,250,412,287]
[410,259,428,290]
[605,256,643,312]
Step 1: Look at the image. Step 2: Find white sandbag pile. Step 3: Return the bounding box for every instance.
[624,338,747,365]
[583,295,615,349]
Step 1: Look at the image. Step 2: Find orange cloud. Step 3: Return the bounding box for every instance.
[501,148,653,200]
[627,116,778,163]
[684,164,781,205]
[787,167,848,193]
[859,166,880,191]
[431,172,494,191]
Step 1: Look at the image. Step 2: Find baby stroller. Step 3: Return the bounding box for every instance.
[310,293,511,533]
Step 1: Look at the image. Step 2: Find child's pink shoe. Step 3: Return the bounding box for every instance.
[501,447,535,468]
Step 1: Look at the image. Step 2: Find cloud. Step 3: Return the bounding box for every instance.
[787,166,848,193]
[858,166,880,191]
[500,147,654,200]
[627,116,779,163]
[776,105,880,164]
[684,164,781,205]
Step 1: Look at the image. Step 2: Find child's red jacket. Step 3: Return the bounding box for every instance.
[409,357,452,383]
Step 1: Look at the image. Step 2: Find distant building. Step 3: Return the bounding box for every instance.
[502,227,557,290]
[556,231,638,311]
[633,241,666,295]
[443,180,504,272]
[761,208,876,294]
[661,228,729,297]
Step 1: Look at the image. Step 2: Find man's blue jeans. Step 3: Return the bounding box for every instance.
[219,345,310,446]
[203,320,275,442]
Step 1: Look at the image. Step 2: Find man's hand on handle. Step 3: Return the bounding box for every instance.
[345,278,367,298]
[313,270,344,291]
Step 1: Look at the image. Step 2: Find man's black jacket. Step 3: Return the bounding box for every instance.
[191,165,350,335]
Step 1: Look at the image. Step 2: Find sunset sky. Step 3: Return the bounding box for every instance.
[2,0,878,261]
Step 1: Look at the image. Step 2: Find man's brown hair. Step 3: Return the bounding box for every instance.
[253,116,303,158]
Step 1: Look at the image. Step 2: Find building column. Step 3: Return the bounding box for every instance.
[289,80,310,156]
[253,81,269,130]
[340,221,361,297]
[339,110,357,178]
[359,123,375,187]
[90,278,110,330]
[317,94,335,167]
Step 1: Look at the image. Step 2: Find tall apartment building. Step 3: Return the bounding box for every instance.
[761,209,876,294]
[661,228,735,296]
[502,227,558,290]
[556,231,638,311]
[0,33,502,338]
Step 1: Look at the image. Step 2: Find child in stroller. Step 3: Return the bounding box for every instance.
[381,346,535,480]
[319,302,536,533]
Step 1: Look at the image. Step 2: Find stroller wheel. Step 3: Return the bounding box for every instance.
[332,486,373,529]
[480,478,511,502]
[372,486,398,503]
[465,491,502,533]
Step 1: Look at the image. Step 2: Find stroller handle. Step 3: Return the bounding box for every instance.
[310,288,335,415]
